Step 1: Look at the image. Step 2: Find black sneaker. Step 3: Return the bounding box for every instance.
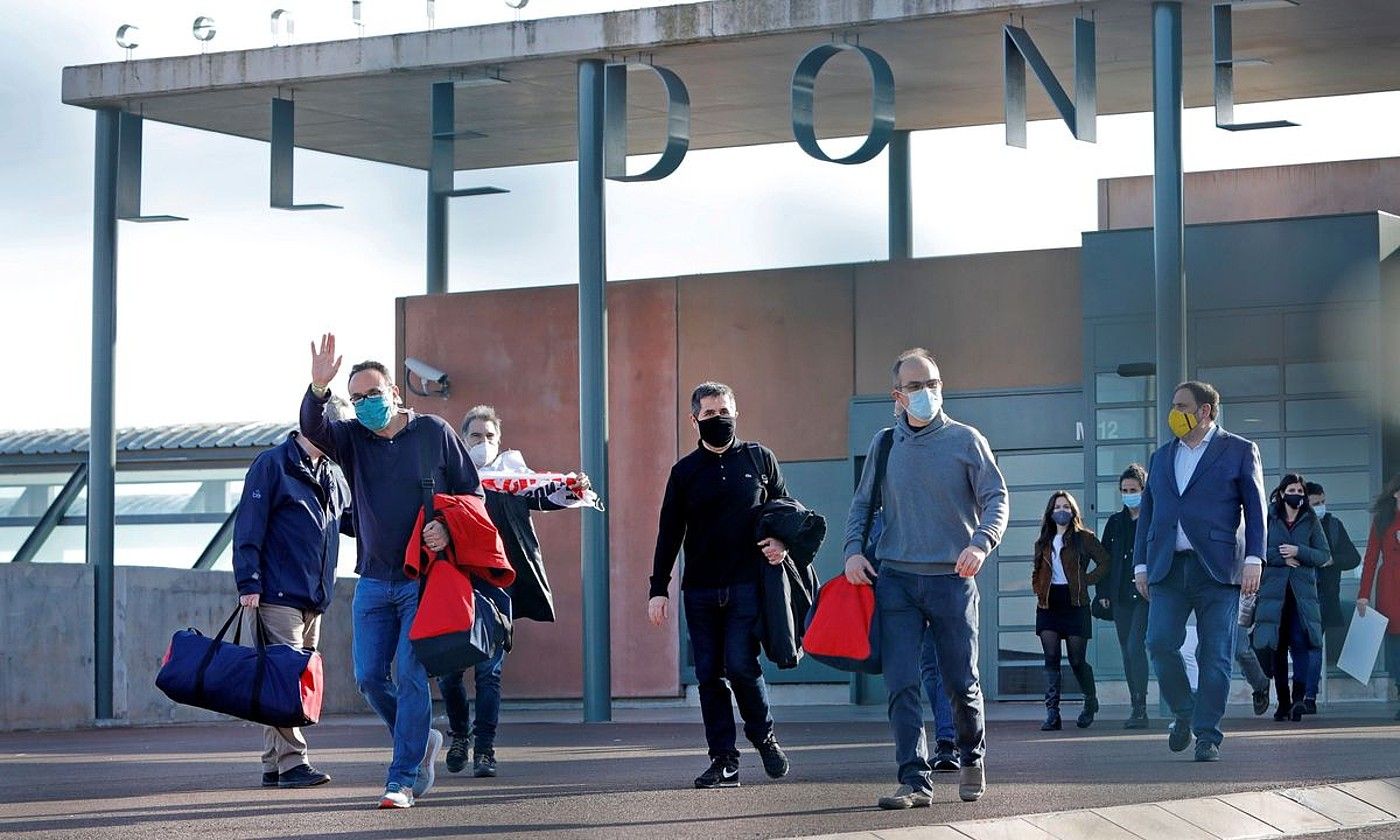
[261,770,279,788]
[1252,689,1270,716]
[755,736,789,779]
[932,751,959,773]
[694,756,739,789]
[1168,717,1192,752]
[473,750,497,778]
[1193,741,1220,762]
[446,735,470,774]
[1302,698,1317,715]
[277,764,330,788]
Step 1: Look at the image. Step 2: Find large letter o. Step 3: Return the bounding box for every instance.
[790,42,895,165]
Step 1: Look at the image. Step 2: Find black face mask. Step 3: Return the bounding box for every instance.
[697,416,735,448]
[1282,493,1305,510]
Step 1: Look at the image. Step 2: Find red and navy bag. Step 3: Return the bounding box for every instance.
[156,606,324,727]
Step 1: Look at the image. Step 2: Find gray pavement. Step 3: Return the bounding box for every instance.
[2,703,1399,839]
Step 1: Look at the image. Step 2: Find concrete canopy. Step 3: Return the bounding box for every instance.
[60,0,1400,171]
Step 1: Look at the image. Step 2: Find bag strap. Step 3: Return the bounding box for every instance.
[417,423,441,581]
[193,605,245,703]
[743,443,773,503]
[861,428,895,553]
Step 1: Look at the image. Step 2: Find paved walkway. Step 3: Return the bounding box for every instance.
[1,704,1398,839]
[785,778,1400,839]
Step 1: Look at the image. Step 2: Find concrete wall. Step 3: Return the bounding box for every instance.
[1098,157,1400,230]
[0,563,362,731]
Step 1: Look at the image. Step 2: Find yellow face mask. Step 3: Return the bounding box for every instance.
[1168,408,1199,439]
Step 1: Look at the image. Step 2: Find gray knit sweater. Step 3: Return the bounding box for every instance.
[842,414,1010,574]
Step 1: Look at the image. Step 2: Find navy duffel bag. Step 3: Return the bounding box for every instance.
[156,606,324,728]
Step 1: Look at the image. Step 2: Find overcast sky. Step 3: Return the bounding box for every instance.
[2,0,1398,432]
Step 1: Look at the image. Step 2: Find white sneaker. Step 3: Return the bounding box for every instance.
[413,729,444,798]
[377,783,415,809]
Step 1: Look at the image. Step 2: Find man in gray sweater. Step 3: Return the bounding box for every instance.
[844,348,1009,808]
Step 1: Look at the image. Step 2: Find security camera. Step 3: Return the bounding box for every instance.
[405,357,450,398]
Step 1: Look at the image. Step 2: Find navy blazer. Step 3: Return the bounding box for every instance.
[1131,427,1267,587]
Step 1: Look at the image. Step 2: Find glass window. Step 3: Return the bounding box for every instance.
[1096,372,1154,404]
[1286,435,1370,470]
[997,631,1042,662]
[999,595,1038,627]
[1097,481,1122,516]
[1286,398,1370,432]
[1254,438,1281,472]
[1304,472,1373,507]
[1098,444,1149,478]
[1097,408,1149,441]
[0,486,28,518]
[998,451,1083,488]
[1286,361,1369,395]
[1221,401,1280,434]
[1196,365,1280,398]
[998,525,1042,559]
[999,562,1033,593]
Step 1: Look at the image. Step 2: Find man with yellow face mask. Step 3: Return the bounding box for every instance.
[1132,381,1266,764]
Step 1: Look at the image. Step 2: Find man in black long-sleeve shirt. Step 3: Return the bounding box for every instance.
[648,381,792,789]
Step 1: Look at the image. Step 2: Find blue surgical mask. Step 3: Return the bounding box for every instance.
[1314,504,1327,518]
[1051,509,1073,526]
[354,393,396,431]
[905,388,942,423]
[1122,493,1142,509]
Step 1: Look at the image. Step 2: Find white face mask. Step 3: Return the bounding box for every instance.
[468,441,499,469]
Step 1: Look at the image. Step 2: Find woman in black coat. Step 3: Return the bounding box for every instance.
[1252,473,1330,722]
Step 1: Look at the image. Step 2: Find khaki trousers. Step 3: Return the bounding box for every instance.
[246,604,322,773]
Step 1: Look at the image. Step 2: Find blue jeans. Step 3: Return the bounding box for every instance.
[879,570,985,793]
[683,582,773,759]
[1146,551,1239,748]
[921,627,956,748]
[352,578,432,789]
[1273,587,1319,700]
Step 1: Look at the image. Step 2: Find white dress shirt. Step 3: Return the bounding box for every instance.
[1135,423,1261,574]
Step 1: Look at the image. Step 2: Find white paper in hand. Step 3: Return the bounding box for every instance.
[1337,606,1389,684]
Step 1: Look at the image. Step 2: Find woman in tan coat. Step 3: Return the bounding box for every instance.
[1033,491,1110,731]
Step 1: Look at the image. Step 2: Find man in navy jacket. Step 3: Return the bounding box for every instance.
[234,418,350,789]
[1133,380,1266,762]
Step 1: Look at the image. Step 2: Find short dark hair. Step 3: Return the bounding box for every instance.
[348,360,392,385]
[462,404,501,436]
[891,348,939,387]
[690,382,735,417]
[1120,463,1147,486]
[1304,481,1325,497]
[1174,380,1221,419]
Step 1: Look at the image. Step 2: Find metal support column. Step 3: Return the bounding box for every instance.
[427,81,452,295]
[1151,2,1186,446]
[192,505,239,570]
[577,58,612,723]
[90,108,120,721]
[888,129,912,261]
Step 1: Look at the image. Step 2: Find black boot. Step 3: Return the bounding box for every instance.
[1073,660,1098,728]
[1041,668,1062,731]
[1273,678,1293,722]
[1124,694,1149,729]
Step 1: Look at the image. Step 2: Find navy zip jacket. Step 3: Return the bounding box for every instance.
[233,433,351,613]
[300,386,480,581]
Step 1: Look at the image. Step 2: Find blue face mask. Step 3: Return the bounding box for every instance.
[1122,492,1142,509]
[1313,504,1327,518]
[905,388,942,423]
[1051,509,1074,527]
[354,393,396,431]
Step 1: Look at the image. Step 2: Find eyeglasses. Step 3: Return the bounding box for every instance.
[348,389,387,405]
[896,379,942,394]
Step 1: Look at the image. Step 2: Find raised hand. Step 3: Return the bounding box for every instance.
[310,333,343,389]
